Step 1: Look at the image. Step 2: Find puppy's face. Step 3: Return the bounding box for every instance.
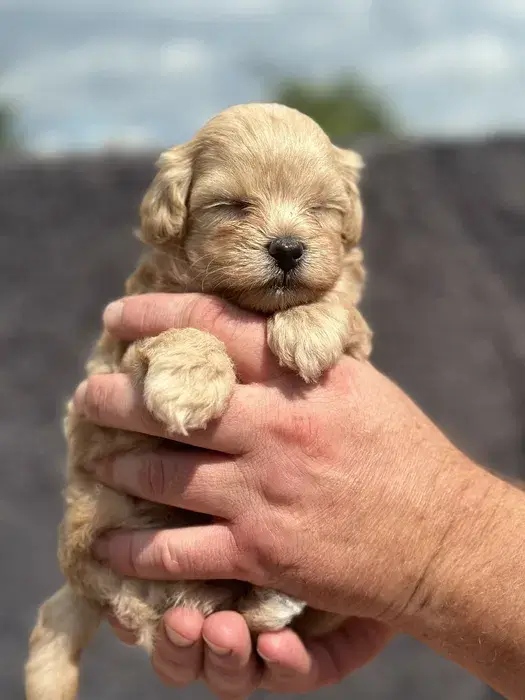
[140,103,363,313]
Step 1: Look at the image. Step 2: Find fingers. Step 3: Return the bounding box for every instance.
[153,610,260,698]
[87,448,245,519]
[108,609,390,696]
[151,609,205,687]
[201,612,260,699]
[103,294,279,383]
[258,618,393,693]
[93,524,253,583]
[258,628,322,692]
[73,372,263,455]
[309,617,393,679]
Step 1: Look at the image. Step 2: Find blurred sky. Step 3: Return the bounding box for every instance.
[1,0,525,152]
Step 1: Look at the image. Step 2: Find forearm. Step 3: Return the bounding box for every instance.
[400,463,525,698]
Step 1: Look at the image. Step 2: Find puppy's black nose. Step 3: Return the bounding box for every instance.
[267,236,305,272]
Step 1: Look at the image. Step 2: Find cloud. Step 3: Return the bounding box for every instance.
[1,0,525,150]
[3,36,212,93]
[477,0,525,21]
[1,0,284,17]
[375,32,518,83]
[0,33,221,149]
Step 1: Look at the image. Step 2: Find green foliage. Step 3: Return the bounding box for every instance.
[273,74,399,142]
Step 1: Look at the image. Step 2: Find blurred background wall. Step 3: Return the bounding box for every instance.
[1,2,525,700]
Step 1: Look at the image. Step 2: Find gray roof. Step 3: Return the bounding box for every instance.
[2,138,524,699]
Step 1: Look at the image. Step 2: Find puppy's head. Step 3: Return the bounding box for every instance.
[140,103,363,313]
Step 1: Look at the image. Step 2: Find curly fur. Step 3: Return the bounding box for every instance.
[25,102,372,700]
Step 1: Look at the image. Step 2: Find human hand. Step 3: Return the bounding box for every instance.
[108,608,391,698]
[75,293,493,626]
[74,293,525,698]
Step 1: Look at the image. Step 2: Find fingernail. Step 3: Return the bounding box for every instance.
[93,535,110,563]
[73,380,88,415]
[103,300,124,329]
[203,635,231,657]
[166,625,195,648]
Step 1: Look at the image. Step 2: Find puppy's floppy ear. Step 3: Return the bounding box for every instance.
[334,146,364,248]
[139,143,193,249]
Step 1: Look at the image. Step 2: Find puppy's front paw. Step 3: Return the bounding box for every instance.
[123,328,235,435]
[267,305,348,383]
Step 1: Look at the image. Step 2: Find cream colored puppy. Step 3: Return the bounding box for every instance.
[25,103,372,700]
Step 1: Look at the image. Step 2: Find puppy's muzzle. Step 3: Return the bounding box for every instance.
[267,236,305,272]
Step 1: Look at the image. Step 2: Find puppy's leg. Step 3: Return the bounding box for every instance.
[25,585,101,700]
[268,300,371,383]
[122,328,236,435]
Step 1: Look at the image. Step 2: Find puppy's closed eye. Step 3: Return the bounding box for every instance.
[206,199,251,214]
[309,203,345,213]
[308,203,346,224]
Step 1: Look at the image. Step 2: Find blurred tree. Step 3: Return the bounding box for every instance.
[273,74,399,142]
[0,103,18,151]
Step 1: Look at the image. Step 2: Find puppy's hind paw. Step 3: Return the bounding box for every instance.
[124,328,236,435]
[237,587,307,633]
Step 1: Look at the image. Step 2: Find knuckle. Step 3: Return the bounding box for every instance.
[124,537,139,577]
[229,531,271,587]
[119,296,141,331]
[159,534,185,577]
[83,376,109,423]
[138,453,167,502]
[123,296,158,336]
[269,408,329,461]
[121,533,146,578]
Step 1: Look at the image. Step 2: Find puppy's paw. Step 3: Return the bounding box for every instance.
[123,328,236,435]
[237,587,307,633]
[267,304,348,383]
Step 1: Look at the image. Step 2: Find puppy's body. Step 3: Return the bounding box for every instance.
[26,103,372,700]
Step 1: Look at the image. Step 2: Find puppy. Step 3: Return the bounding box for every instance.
[25,103,372,700]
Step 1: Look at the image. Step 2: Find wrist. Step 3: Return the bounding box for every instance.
[397,461,525,697]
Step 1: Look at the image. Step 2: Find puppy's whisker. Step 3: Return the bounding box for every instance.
[197,261,246,285]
